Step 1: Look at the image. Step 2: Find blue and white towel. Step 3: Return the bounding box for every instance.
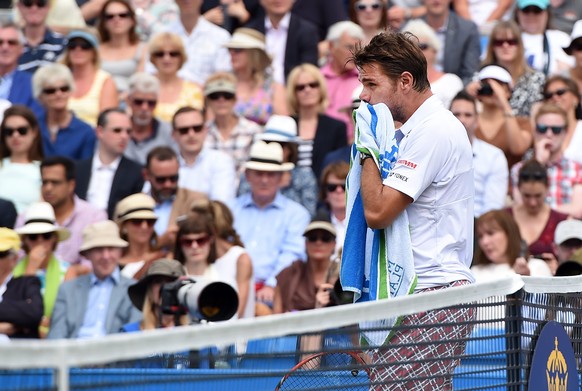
[340,102,417,347]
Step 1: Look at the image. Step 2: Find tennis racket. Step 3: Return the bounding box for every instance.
[275,351,370,390]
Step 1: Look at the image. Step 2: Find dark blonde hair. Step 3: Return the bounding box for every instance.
[62,27,100,68]
[148,32,187,69]
[97,0,139,44]
[191,199,244,247]
[0,105,44,162]
[534,102,568,127]
[474,210,523,267]
[483,21,528,79]
[286,63,329,115]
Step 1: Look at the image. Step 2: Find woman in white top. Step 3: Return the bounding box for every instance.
[175,205,252,316]
[348,0,387,44]
[473,209,553,281]
[0,105,44,213]
[402,19,463,109]
[191,200,254,319]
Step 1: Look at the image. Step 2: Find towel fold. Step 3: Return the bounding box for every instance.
[340,102,417,346]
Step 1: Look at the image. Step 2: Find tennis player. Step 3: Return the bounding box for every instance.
[354,30,476,390]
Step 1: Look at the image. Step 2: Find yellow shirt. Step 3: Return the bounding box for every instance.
[154,80,204,123]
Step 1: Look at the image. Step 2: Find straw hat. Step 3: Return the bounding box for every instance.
[303,214,337,237]
[79,220,128,253]
[257,115,300,143]
[15,202,70,242]
[128,259,185,310]
[244,140,295,172]
[114,194,158,224]
[224,28,271,64]
[0,228,21,253]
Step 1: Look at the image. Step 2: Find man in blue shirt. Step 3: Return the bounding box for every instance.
[230,140,310,307]
[17,0,65,73]
[47,220,141,339]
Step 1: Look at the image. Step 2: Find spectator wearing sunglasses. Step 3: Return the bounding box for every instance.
[423,0,481,85]
[541,75,582,165]
[0,21,42,114]
[124,72,177,166]
[17,0,66,74]
[507,160,567,268]
[511,103,582,218]
[273,216,337,313]
[516,0,573,76]
[171,106,236,203]
[97,0,146,100]
[142,146,207,249]
[318,161,349,259]
[114,193,165,279]
[0,105,44,214]
[13,201,71,337]
[32,63,96,161]
[472,20,545,118]
[348,0,387,44]
[74,108,144,219]
[204,72,262,180]
[63,29,119,127]
[147,32,203,124]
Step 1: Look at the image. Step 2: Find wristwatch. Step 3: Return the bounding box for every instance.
[360,153,373,166]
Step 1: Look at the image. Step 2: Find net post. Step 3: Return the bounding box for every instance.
[506,288,523,391]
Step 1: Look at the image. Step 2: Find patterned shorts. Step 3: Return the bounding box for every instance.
[369,280,475,390]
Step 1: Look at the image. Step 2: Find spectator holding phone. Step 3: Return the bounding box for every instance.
[471,64,533,169]
[473,209,553,281]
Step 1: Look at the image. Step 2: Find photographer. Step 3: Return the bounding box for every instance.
[273,217,341,314]
[466,64,533,169]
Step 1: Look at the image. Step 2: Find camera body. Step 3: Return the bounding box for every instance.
[477,81,494,96]
[160,277,239,322]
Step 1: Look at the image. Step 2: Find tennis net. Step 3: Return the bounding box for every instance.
[1,274,581,390]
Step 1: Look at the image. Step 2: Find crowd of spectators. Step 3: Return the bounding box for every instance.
[1,0,582,344]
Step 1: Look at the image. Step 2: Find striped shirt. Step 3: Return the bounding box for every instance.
[18,28,65,73]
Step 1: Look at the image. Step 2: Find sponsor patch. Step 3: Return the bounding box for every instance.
[396,159,417,169]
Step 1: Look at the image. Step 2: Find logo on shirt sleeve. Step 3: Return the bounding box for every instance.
[396,159,417,169]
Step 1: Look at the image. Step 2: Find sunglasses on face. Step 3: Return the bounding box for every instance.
[2,126,29,137]
[132,98,157,108]
[355,1,382,11]
[27,232,54,241]
[306,233,335,243]
[0,39,19,47]
[43,85,71,95]
[536,124,565,135]
[176,124,204,135]
[104,12,131,20]
[180,235,211,247]
[152,50,180,59]
[207,92,235,101]
[418,43,431,51]
[520,6,543,14]
[326,183,346,192]
[570,41,582,52]
[20,0,47,7]
[492,38,518,47]
[0,249,13,258]
[153,174,179,185]
[228,48,244,54]
[128,218,155,227]
[295,81,319,92]
[543,88,569,100]
[67,40,93,50]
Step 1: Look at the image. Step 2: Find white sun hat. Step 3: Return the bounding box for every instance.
[15,202,70,242]
[244,140,295,172]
